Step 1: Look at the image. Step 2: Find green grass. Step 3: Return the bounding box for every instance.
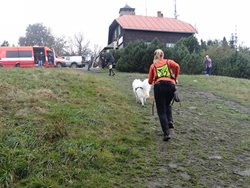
[0,68,249,187]
[181,75,250,108]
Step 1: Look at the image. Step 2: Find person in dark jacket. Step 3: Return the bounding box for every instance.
[99,51,107,69]
[203,55,212,75]
[104,50,115,76]
[37,52,44,67]
[148,49,180,141]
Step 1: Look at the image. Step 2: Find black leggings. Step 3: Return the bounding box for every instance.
[154,81,176,136]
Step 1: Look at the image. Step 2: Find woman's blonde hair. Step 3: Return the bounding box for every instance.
[153,49,164,64]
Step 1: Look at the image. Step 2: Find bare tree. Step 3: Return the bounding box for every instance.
[91,44,102,59]
[52,36,68,55]
[66,32,91,58]
[88,44,103,69]
[65,37,76,56]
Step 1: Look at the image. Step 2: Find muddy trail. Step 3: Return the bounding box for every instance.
[145,84,250,188]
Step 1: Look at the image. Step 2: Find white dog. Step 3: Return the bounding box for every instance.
[132,78,151,106]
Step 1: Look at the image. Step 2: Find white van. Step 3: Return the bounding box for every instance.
[62,56,85,68]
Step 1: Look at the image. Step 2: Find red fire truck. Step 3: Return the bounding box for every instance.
[0,46,64,68]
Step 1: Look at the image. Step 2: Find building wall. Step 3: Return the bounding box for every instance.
[120,29,193,47]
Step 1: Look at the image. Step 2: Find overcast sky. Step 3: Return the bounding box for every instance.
[1,0,249,50]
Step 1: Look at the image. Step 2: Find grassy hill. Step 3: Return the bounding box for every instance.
[0,68,249,188]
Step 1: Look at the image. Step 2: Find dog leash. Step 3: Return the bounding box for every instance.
[152,100,155,115]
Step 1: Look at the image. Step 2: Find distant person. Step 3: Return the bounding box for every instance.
[99,51,107,69]
[203,55,212,75]
[100,50,116,76]
[148,49,180,141]
[88,58,93,71]
[38,52,44,67]
[105,50,116,76]
[87,58,93,71]
[48,53,54,65]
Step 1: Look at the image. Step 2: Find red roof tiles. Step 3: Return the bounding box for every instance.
[116,15,197,33]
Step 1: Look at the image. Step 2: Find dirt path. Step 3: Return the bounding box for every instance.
[146,85,250,187]
[194,91,250,115]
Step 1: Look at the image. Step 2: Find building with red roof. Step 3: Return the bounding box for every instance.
[107,4,197,49]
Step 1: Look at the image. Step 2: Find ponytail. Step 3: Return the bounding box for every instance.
[153,49,164,64]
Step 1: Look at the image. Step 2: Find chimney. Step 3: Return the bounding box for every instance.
[157,11,163,17]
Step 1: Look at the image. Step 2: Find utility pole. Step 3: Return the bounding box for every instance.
[174,0,178,19]
[145,0,148,16]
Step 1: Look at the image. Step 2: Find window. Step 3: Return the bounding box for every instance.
[6,51,19,58]
[6,50,32,58]
[117,26,121,36]
[113,26,121,40]
[166,43,175,48]
[19,51,32,58]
